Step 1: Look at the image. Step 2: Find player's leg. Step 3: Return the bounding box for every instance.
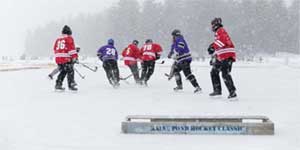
[55,64,67,90]
[173,63,183,91]
[221,59,237,98]
[210,64,222,96]
[144,61,155,83]
[181,61,201,93]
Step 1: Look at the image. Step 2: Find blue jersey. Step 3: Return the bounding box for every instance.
[169,36,192,63]
[97,44,118,62]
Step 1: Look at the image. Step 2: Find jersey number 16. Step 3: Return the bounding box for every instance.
[56,40,66,50]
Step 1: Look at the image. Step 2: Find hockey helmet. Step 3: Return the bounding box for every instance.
[171,29,181,36]
[132,40,139,46]
[145,39,153,44]
[211,17,223,32]
[108,38,114,45]
[62,25,72,35]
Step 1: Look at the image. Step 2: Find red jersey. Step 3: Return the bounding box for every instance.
[140,43,162,61]
[53,34,78,64]
[122,44,141,66]
[212,27,236,61]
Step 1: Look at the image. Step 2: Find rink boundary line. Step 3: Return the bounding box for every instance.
[0,66,46,72]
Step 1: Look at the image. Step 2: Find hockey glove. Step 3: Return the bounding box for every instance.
[167,52,173,59]
[155,54,161,60]
[207,44,215,55]
[72,58,79,64]
[76,47,81,53]
[210,56,217,66]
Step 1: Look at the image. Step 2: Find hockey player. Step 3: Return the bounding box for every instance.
[167,29,202,93]
[97,39,120,87]
[48,44,81,80]
[140,39,162,86]
[122,40,141,84]
[208,17,237,99]
[53,25,79,91]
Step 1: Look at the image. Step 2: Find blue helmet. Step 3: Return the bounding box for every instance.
[108,38,114,45]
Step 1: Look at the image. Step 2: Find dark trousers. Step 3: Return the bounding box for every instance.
[128,63,140,83]
[210,58,236,94]
[173,61,199,88]
[56,63,75,87]
[103,60,120,85]
[141,60,155,82]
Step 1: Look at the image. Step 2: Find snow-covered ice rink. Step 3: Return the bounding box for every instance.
[0,60,299,150]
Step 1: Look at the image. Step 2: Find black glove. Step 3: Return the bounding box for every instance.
[209,56,216,66]
[156,54,161,60]
[76,47,81,53]
[207,44,215,55]
[167,52,173,59]
[97,53,103,61]
[72,58,79,64]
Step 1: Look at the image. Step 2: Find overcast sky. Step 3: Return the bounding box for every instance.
[0,0,294,56]
[0,0,121,56]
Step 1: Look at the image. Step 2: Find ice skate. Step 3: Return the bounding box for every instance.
[194,87,202,94]
[173,86,183,92]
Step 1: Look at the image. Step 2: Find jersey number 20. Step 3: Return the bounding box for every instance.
[106,48,116,56]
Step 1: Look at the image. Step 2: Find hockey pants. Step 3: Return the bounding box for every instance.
[141,60,155,82]
[103,60,120,85]
[128,63,140,83]
[56,63,76,87]
[210,58,236,94]
[173,61,200,88]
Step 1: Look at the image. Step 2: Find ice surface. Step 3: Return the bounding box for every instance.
[0,59,299,150]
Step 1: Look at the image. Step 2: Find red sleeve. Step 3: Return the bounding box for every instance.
[133,46,141,59]
[140,46,144,53]
[213,28,234,50]
[122,47,127,57]
[213,28,226,50]
[53,39,58,52]
[66,36,78,59]
[139,47,144,59]
[154,44,162,54]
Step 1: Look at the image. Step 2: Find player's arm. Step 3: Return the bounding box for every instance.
[67,37,78,63]
[212,30,226,50]
[155,44,163,60]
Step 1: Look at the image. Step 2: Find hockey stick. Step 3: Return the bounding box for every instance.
[119,60,164,81]
[74,68,85,79]
[165,61,176,80]
[79,63,98,72]
[119,68,142,81]
[157,60,165,64]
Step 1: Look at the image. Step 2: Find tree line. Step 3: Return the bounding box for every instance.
[25,0,299,59]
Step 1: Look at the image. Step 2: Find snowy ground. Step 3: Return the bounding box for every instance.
[0,59,299,150]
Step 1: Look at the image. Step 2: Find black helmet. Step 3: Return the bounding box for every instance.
[211,17,223,32]
[171,29,181,36]
[132,40,139,46]
[145,39,153,44]
[62,25,72,35]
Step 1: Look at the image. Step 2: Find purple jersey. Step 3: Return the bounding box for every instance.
[97,44,118,62]
[169,36,192,63]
